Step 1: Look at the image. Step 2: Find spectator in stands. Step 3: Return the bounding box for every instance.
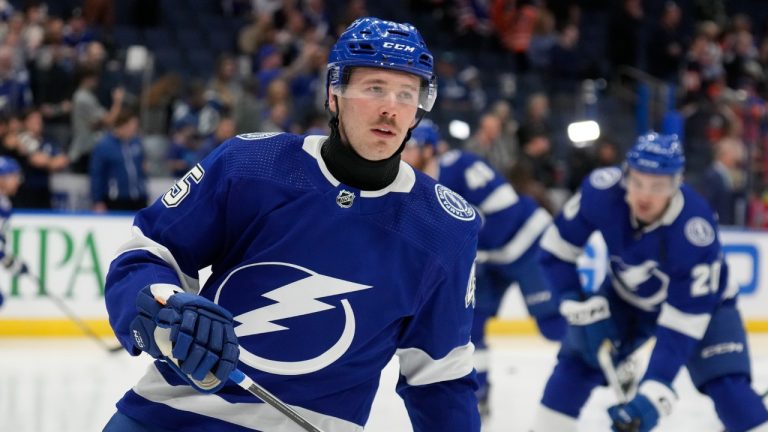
[63,8,95,55]
[0,45,32,116]
[527,7,558,73]
[69,66,124,173]
[167,115,201,178]
[699,137,746,225]
[14,109,69,208]
[464,112,513,172]
[516,123,558,188]
[548,22,585,94]
[198,115,235,159]
[89,108,147,212]
[29,16,76,150]
[646,1,685,82]
[206,54,243,119]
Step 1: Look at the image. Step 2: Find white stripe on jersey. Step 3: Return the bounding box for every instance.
[539,224,583,264]
[658,303,711,340]
[115,226,200,294]
[396,342,475,386]
[478,183,519,214]
[477,208,552,264]
[134,364,364,432]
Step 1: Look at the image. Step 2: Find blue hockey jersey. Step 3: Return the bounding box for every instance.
[105,133,482,432]
[437,150,551,267]
[539,167,732,384]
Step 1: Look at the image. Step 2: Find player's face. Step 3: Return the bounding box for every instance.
[401,144,434,173]
[0,173,20,196]
[331,67,420,161]
[625,169,677,224]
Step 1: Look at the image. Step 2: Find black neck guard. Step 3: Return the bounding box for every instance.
[320,117,409,191]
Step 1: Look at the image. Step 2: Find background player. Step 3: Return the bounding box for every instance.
[402,120,565,416]
[530,132,768,432]
[0,156,29,307]
[103,17,482,432]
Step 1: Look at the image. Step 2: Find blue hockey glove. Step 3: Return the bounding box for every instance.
[130,284,239,393]
[3,256,28,277]
[560,295,617,368]
[608,380,677,432]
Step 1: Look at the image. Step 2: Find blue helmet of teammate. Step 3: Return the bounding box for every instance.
[0,156,20,176]
[327,17,437,112]
[625,132,685,176]
[408,120,440,150]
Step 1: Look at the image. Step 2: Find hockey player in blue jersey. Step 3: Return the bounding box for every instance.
[103,17,482,432]
[0,156,29,307]
[401,121,565,414]
[530,132,768,432]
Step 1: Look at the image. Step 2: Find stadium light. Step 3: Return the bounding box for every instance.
[567,120,600,147]
[449,120,471,140]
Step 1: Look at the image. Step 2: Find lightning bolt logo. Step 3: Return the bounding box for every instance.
[234,272,372,336]
[213,262,373,375]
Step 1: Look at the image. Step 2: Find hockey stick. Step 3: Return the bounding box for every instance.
[26,274,123,353]
[153,290,326,432]
[599,339,642,432]
[598,339,629,404]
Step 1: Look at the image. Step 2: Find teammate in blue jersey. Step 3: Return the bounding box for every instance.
[530,132,768,432]
[103,17,482,432]
[0,157,29,307]
[401,121,565,413]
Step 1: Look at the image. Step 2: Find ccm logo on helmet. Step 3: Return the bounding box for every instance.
[382,42,415,52]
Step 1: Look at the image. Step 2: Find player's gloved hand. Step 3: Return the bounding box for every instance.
[560,295,617,368]
[535,313,567,341]
[608,380,677,432]
[130,284,239,393]
[3,256,28,277]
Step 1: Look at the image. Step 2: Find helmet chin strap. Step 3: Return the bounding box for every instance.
[320,95,425,190]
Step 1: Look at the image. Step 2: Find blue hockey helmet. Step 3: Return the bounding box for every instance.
[327,17,437,112]
[0,156,20,176]
[625,132,685,176]
[408,119,440,149]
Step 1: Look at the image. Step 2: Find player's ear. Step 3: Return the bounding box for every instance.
[327,90,337,115]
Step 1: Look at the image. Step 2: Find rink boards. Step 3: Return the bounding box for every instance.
[0,213,766,337]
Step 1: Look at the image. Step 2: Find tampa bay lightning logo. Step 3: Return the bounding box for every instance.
[435,184,475,221]
[589,167,622,189]
[685,217,715,247]
[214,262,372,375]
[610,257,669,311]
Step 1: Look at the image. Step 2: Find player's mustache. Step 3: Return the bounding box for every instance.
[373,117,399,133]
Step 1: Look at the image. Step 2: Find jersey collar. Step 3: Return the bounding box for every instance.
[302,135,416,196]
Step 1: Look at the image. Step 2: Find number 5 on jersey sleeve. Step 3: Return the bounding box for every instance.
[163,164,205,208]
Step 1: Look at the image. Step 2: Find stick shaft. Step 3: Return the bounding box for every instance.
[29,274,122,352]
[229,370,324,432]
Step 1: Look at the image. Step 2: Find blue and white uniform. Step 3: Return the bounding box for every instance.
[105,133,481,432]
[534,157,768,431]
[435,149,560,395]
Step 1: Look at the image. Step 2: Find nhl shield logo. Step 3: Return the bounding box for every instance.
[336,189,355,208]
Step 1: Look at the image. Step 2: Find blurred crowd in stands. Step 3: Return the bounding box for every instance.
[1,0,768,226]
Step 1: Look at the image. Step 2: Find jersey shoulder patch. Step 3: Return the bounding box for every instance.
[589,167,622,189]
[435,183,476,221]
[236,132,282,140]
[684,216,716,247]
